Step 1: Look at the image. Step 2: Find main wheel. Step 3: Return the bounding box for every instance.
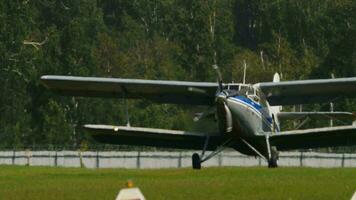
[192,153,201,170]
[268,158,278,168]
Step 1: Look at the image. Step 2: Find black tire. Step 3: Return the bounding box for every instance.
[192,153,201,170]
[268,158,278,168]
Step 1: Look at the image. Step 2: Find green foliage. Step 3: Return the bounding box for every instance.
[40,99,72,146]
[0,0,355,148]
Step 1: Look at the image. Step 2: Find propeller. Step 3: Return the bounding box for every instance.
[195,64,232,133]
[192,65,222,123]
[194,65,233,134]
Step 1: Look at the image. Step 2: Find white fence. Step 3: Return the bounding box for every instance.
[0,151,355,168]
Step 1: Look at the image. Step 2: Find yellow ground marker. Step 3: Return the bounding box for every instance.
[115,180,145,200]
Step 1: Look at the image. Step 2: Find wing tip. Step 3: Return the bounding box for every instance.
[40,75,50,80]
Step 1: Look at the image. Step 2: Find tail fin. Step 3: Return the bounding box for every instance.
[270,73,282,113]
[273,72,280,83]
[270,73,282,130]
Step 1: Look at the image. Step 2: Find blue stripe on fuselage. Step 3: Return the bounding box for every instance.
[231,96,273,124]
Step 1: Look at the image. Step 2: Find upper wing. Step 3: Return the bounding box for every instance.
[277,112,356,121]
[254,77,356,105]
[83,124,226,150]
[41,75,218,105]
[268,125,356,151]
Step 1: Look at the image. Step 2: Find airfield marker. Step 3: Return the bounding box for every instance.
[351,191,356,200]
[115,180,146,200]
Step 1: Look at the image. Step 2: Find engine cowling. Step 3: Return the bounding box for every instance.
[216,101,233,134]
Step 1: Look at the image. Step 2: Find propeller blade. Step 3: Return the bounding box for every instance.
[213,64,223,92]
[193,107,216,122]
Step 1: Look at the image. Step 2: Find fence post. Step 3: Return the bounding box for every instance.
[54,151,58,167]
[136,151,141,169]
[96,151,100,168]
[299,152,303,167]
[26,149,31,166]
[79,150,85,168]
[12,150,15,165]
[218,153,222,167]
[178,152,182,168]
[341,153,345,168]
[258,157,262,166]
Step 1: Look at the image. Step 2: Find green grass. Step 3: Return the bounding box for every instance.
[0,165,355,200]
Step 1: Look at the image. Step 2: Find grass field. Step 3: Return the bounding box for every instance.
[0,165,355,200]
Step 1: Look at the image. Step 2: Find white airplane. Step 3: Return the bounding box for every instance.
[41,69,356,169]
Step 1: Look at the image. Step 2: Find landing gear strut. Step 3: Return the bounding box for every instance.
[241,137,279,168]
[266,134,279,168]
[268,147,278,168]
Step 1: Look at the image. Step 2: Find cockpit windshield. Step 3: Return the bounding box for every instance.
[224,84,267,107]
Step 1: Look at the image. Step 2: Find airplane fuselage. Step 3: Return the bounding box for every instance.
[227,96,274,136]
[217,85,280,156]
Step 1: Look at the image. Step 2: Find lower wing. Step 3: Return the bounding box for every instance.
[277,112,356,121]
[83,124,226,150]
[268,126,356,151]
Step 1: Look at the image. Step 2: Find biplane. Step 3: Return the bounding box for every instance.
[41,68,356,169]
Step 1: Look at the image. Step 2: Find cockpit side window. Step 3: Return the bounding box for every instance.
[246,87,260,103]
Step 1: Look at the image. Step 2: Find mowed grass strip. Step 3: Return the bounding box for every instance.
[0,165,355,200]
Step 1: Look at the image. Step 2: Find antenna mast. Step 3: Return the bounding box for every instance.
[243,60,247,84]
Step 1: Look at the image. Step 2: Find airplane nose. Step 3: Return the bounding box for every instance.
[216,95,233,134]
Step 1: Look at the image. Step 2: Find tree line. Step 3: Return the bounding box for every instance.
[0,0,355,150]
